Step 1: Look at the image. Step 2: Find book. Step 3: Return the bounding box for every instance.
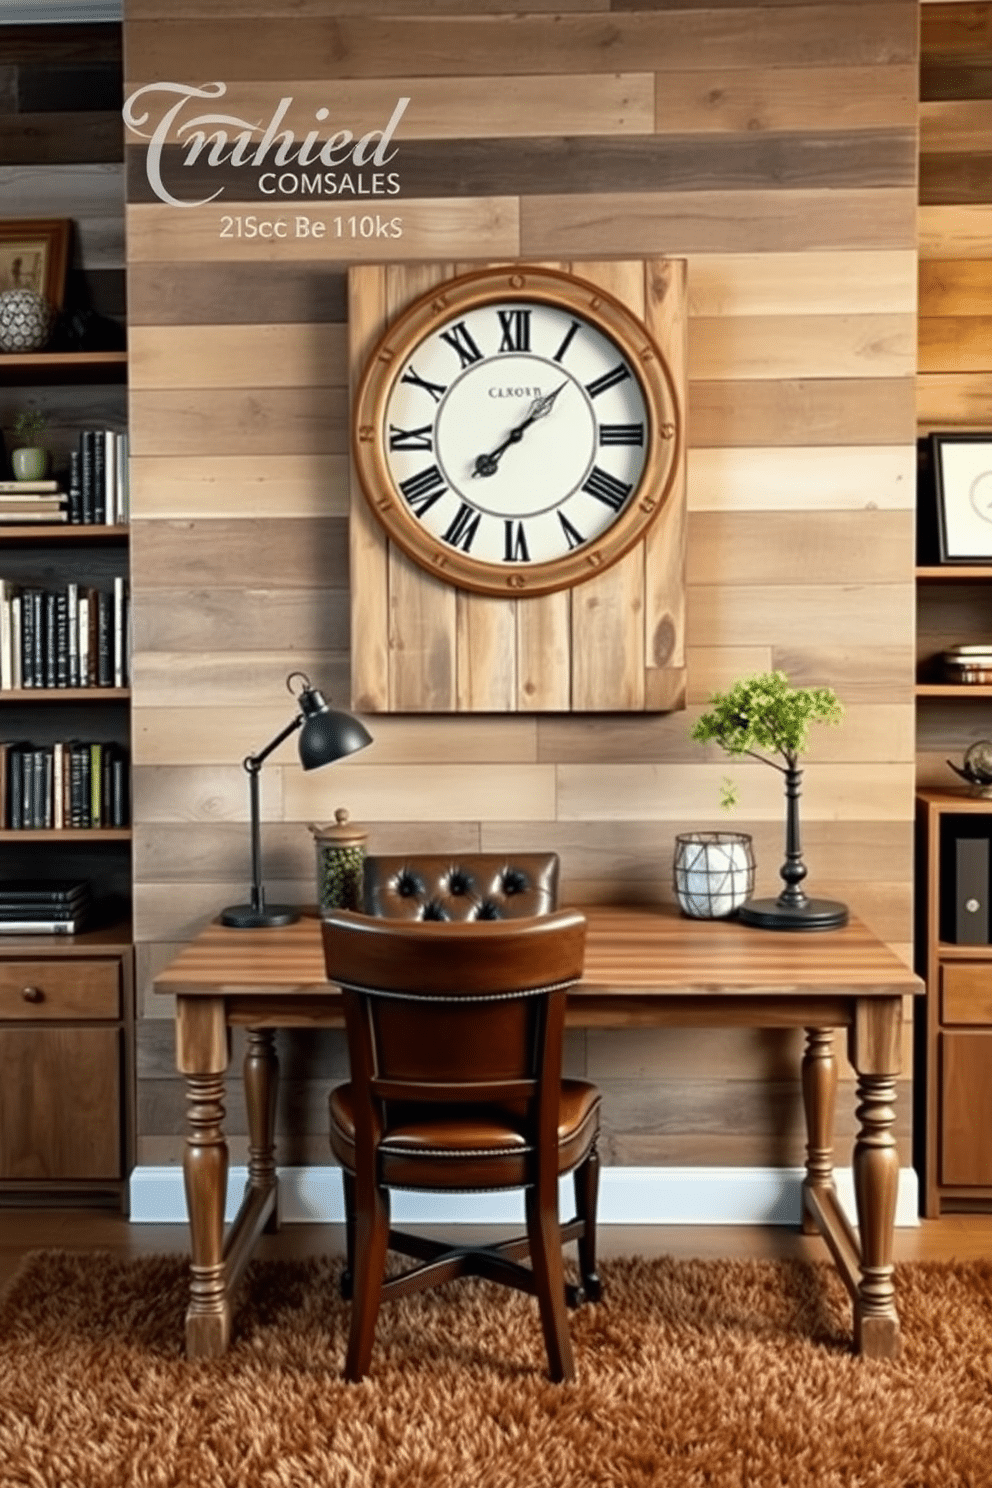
[113,576,127,686]
[0,480,60,493]
[0,916,86,928]
[79,430,96,524]
[92,432,106,525]
[67,450,82,524]
[0,879,91,903]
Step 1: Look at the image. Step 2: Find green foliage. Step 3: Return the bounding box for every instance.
[12,409,46,445]
[692,670,843,770]
[719,776,740,811]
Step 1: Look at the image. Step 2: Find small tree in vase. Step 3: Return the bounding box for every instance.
[692,670,847,930]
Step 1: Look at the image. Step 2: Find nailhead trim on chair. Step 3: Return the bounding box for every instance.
[334,977,579,1003]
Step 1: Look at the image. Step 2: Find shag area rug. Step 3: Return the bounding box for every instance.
[1,1252,991,1488]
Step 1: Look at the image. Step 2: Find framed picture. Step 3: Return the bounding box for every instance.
[933,432,992,563]
[0,218,71,309]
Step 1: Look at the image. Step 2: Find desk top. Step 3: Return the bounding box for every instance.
[154,903,921,1003]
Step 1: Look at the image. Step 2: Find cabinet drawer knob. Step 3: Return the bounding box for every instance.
[21,985,44,1003]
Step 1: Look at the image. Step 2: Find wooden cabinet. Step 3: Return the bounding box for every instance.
[0,353,133,1208]
[915,789,992,1214]
[0,928,133,1195]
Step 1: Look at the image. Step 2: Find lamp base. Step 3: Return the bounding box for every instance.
[220,903,299,929]
[737,896,848,932]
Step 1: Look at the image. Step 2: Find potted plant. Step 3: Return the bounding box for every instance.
[10,409,49,481]
[691,670,847,930]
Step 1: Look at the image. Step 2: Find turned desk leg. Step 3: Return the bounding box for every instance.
[177,997,231,1359]
[801,1028,837,1235]
[849,998,902,1361]
[244,1028,280,1233]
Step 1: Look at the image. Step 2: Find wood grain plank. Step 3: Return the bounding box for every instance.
[769,644,914,703]
[921,2,992,55]
[920,99,992,151]
[0,112,122,166]
[555,761,914,822]
[388,545,458,712]
[571,544,646,711]
[516,592,572,711]
[688,445,915,511]
[132,709,537,767]
[126,0,609,16]
[455,592,517,711]
[688,378,915,447]
[130,518,348,589]
[687,510,913,585]
[688,250,917,316]
[125,130,916,205]
[131,588,348,653]
[921,151,992,205]
[129,454,350,519]
[129,386,348,457]
[347,263,391,714]
[919,315,992,370]
[919,203,992,258]
[125,200,521,263]
[131,653,351,709]
[918,259,992,315]
[643,256,687,703]
[688,582,915,648]
[282,761,557,822]
[128,323,348,389]
[690,313,915,380]
[124,73,654,142]
[521,188,918,257]
[917,371,992,426]
[124,7,919,80]
[126,262,347,326]
[656,65,916,134]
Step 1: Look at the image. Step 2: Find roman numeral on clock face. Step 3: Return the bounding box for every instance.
[443,502,482,552]
[400,365,448,403]
[599,422,644,446]
[557,511,585,550]
[388,423,434,452]
[497,309,531,353]
[552,319,580,363]
[399,464,446,516]
[503,519,530,562]
[581,465,632,511]
[585,363,631,399]
[439,321,484,368]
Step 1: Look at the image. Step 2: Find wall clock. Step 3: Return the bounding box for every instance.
[352,265,682,599]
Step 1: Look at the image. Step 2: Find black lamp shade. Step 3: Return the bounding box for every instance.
[297,687,373,770]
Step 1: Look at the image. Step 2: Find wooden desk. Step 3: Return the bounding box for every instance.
[154,905,922,1362]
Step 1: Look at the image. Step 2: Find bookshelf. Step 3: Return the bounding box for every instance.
[0,358,133,1208]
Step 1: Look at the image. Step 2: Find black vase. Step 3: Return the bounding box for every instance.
[737,763,848,931]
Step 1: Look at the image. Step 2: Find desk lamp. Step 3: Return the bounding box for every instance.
[221,672,372,929]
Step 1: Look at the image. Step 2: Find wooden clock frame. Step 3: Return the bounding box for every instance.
[348,258,687,715]
[352,265,682,601]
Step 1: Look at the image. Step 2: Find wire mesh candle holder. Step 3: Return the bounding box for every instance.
[673,831,756,919]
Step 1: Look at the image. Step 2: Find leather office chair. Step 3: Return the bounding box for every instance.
[321,907,601,1382]
[362,851,560,922]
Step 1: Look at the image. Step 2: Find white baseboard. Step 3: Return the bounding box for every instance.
[129,1164,919,1227]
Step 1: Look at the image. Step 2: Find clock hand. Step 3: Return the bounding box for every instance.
[472,381,568,478]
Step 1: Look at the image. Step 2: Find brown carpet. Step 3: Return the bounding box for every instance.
[1,1252,992,1487]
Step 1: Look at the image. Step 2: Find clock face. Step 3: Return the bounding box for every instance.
[353,267,681,597]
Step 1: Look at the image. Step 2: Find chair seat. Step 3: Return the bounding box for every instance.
[330,1078,600,1190]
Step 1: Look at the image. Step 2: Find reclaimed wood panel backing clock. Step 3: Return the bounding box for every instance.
[349,259,686,714]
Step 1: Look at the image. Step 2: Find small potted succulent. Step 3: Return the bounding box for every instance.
[10,409,49,481]
[689,670,847,930]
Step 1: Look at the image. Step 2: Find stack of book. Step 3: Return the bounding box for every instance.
[69,429,129,525]
[0,577,128,690]
[0,739,129,829]
[0,479,69,525]
[0,879,93,936]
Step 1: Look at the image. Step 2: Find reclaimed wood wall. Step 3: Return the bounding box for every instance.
[916,0,992,788]
[123,0,919,1174]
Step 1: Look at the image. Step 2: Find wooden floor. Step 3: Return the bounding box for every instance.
[2,1208,991,1294]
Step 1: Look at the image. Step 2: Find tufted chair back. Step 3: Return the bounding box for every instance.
[362,852,559,922]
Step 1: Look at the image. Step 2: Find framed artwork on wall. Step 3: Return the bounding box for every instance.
[934,432,992,564]
[0,218,71,309]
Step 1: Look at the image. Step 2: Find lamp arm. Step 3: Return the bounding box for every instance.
[241,714,303,913]
[245,713,303,772]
